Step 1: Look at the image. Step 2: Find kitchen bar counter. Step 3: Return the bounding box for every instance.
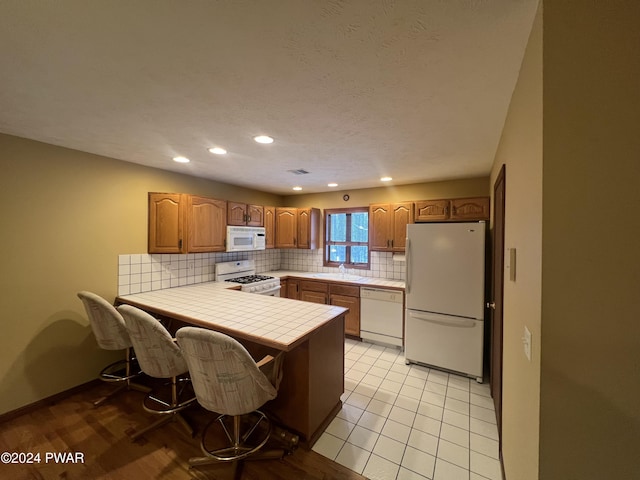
[116,282,347,446]
[116,282,347,351]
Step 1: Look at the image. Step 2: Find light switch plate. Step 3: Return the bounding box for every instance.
[523,326,532,361]
[506,247,516,282]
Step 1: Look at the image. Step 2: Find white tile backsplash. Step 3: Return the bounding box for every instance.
[117,250,281,296]
[279,249,405,280]
[118,248,404,296]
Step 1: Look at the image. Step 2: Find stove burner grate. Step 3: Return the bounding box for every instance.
[225,274,275,285]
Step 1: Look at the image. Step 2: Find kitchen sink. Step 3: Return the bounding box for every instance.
[312,273,363,281]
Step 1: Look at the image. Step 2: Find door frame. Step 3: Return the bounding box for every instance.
[490,164,506,457]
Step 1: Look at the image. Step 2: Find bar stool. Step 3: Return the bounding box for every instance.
[176,326,290,476]
[118,304,197,441]
[77,291,147,407]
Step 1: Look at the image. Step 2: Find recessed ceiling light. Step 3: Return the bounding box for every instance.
[254,135,274,144]
[173,156,190,163]
[328,183,338,187]
[208,147,227,155]
[380,176,393,182]
[292,186,302,191]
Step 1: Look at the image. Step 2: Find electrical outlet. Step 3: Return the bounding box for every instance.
[522,326,532,361]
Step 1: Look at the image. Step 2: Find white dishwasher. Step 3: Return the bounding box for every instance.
[360,287,404,348]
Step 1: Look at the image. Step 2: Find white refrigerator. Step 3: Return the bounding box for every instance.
[404,221,486,382]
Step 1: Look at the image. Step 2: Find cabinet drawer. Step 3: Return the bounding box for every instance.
[299,280,328,293]
[329,284,360,297]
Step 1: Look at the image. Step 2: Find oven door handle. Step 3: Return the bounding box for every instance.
[260,285,281,296]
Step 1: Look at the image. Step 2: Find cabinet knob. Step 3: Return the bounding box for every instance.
[487,301,496,310]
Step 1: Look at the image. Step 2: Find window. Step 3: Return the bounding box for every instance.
[324,207,369,268]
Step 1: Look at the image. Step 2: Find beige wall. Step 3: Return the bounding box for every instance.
[282,177,489,210]
[489,4,542,480]
[492,1,640,478]
[0,133,281,415]
[539,1,640,479]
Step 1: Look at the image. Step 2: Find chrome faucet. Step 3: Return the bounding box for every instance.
[338,264,346,277]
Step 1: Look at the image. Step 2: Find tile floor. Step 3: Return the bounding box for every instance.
[312,339,501,480]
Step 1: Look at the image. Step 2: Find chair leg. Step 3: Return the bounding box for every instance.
[93,383,128,407]
[130,376,195,441]
[93,347,150,407]
[175,411,195,438]
[130,415,175,441]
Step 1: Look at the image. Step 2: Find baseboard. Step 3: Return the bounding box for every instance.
[0,379,101,424]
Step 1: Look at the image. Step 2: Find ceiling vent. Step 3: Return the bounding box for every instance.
[287,169,310,175]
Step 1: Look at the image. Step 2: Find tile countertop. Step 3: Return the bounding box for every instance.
[264,270,405,290]
[116,282,347,352]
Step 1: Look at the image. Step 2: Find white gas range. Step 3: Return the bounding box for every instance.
[215,260,281,296]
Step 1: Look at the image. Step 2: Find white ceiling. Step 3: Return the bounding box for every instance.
[0,1,538,195]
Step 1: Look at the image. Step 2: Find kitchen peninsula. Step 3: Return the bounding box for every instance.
[116,282,347,446]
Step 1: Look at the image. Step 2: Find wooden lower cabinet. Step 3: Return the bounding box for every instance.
[287,278,361,337]
[330,294,360,337]
[329,284,360,337]
[300,290,328,304]
[299,280,328,304]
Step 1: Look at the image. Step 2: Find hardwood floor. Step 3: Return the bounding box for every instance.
[0,382,366,480]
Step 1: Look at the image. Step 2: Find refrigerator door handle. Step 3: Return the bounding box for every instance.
[406,238,411,294]
[408,310,476,328]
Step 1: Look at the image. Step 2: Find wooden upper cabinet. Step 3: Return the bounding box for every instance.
[264,206,275,249]
[275,207,320,249]
[148,192,226,254]
[415,199,450,222]
[187,196,227,252]
[390,203,413,251]
[415,197,490,222]
[246,204,264,226]
[275,208,297,248]
[227,201,264,226]
[369,202,414,252]
[369,204,391,251]
[450,197,490,220]
[297,208,320,250]
[149,193,185,253]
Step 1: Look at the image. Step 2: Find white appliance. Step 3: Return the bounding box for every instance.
[226,226,266,252]
[360,287,404,347]
[405,221,486,382]
[215,260,280,296]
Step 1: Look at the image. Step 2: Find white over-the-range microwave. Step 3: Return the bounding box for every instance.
[226,226,266,252]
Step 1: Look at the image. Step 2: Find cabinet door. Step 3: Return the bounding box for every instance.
[369,204,391,251]
[264,206,275,249]
[297,208,320,249]
[187,196,227,252]
[415,199,450,222]
[450,197,490,220]
[148,193,185,253]
[297,208,311,249]
[286,279,299,300]
[331,294,360,337]
[275,208,297,248]
[227,201,247,226]
[247,205,264,226]
[390,202,414,251]
[300,290,328,304]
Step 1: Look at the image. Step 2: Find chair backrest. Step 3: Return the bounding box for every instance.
[77,291,131,351]
[176,327,278,417]
[117,304,188,379]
